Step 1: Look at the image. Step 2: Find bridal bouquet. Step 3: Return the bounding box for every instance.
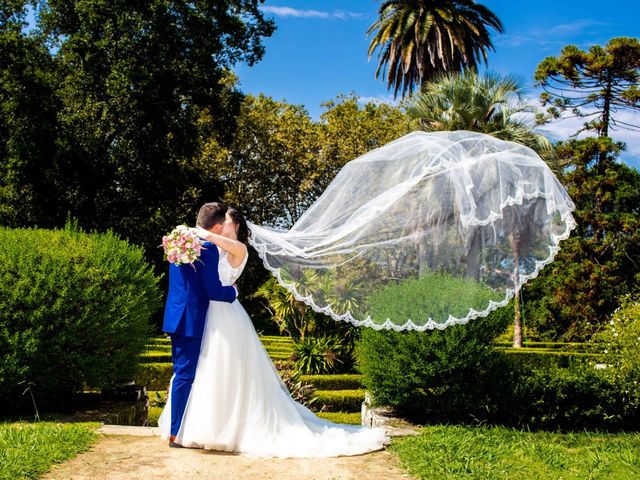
[162,225,205,267]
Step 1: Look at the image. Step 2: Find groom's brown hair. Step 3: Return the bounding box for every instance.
[196,202,228,229]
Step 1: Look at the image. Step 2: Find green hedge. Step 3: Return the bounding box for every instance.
[495,342,589,352]
[356,309,510,416]
[499,349,600,369]
[500,364,640,431]
[316,411,361,425]
[148,406,162,427]
[0,224,161,410]
[313,389,365,412]
[134,363,172,391]
[300,374,363,390]
[139,353,172,364]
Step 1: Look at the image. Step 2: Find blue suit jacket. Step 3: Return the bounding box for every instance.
[162,241,237,338]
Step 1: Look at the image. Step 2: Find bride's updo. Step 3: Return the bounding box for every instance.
[228,207,252,245]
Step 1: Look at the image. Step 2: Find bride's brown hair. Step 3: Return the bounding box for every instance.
[228,207,252,245]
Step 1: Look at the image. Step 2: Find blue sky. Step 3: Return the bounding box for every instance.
[234,0,640,168]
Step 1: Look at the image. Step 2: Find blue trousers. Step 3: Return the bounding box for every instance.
[169,333,201,436]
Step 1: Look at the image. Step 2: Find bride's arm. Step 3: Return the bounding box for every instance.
[194,227,247,262]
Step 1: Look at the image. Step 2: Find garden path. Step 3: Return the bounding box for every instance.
[42,426,414,480]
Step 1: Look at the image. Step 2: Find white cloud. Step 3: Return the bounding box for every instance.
[261,6,367,20]
[496,19,607,48]
[356,94,400,106]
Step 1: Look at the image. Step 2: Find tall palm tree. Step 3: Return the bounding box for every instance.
[407,71,559,348]
[367,0,503,98]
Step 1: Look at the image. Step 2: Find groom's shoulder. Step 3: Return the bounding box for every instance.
[201,240,216,250]
[199,242,218,260]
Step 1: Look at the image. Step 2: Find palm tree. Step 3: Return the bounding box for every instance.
[406,71,557,167]
[407,71,558,348]
[367,0,503,98]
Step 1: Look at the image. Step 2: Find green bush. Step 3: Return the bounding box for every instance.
[356,293,511,421]
[502,364,640,431]
[591,294,640,379]
[0,223,161,410]
[367,270,505,327]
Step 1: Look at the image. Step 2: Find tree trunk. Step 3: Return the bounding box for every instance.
[599,69,613,165]
[513,290,522,348]
[510,230,523,348]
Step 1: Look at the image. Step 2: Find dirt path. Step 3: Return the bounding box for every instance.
[43,432,414,480]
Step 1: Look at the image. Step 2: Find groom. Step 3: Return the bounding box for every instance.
[162,202,238,447]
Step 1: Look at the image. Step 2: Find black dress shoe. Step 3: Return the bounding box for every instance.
[169,435,183,448]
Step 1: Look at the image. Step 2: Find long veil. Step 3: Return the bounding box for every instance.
[247,130,576,331]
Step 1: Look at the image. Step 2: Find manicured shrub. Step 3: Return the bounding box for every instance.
[499,349,599,369]
[139,352,172,364]
[367,271,504,327]
[356,293,511,421]
[147,406,163,427]
[0,223,161,410]
[134,363,173,391]
[502,364,640,431]
[312,389,365,412]
[316,411,361,425]
[299,374,364,390]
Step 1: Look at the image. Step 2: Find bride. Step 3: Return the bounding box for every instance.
[158,207,390,457]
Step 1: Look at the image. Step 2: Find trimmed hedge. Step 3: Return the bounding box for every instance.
[316,411,361,425]
[139,353,172,364]
[148,406,162,427]
[499,363,640,431]
[300,374,364,390]
[313,389,365,412]
[495,342,589,352]
[134,363,172,391]
[356,309,510,416]
[499,349,600,369]
[0,224,161,409]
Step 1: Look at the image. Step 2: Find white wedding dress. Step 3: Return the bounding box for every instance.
[158,247,390,457]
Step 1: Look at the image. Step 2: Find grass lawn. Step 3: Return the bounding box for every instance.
[0,421,100,479]
[390,425,640,480]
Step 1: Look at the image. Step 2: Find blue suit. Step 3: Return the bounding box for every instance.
[162,241,236,436]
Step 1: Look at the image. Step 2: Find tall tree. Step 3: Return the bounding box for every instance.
[523,137,640,341]
[317,94,411,185]
[367,0,503,98]
[406,71,560,347]
[0,1,274,265]
[202,93,320,229]
[535,37,640,141]
[0,2,61,226]
[407,71,557,167]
